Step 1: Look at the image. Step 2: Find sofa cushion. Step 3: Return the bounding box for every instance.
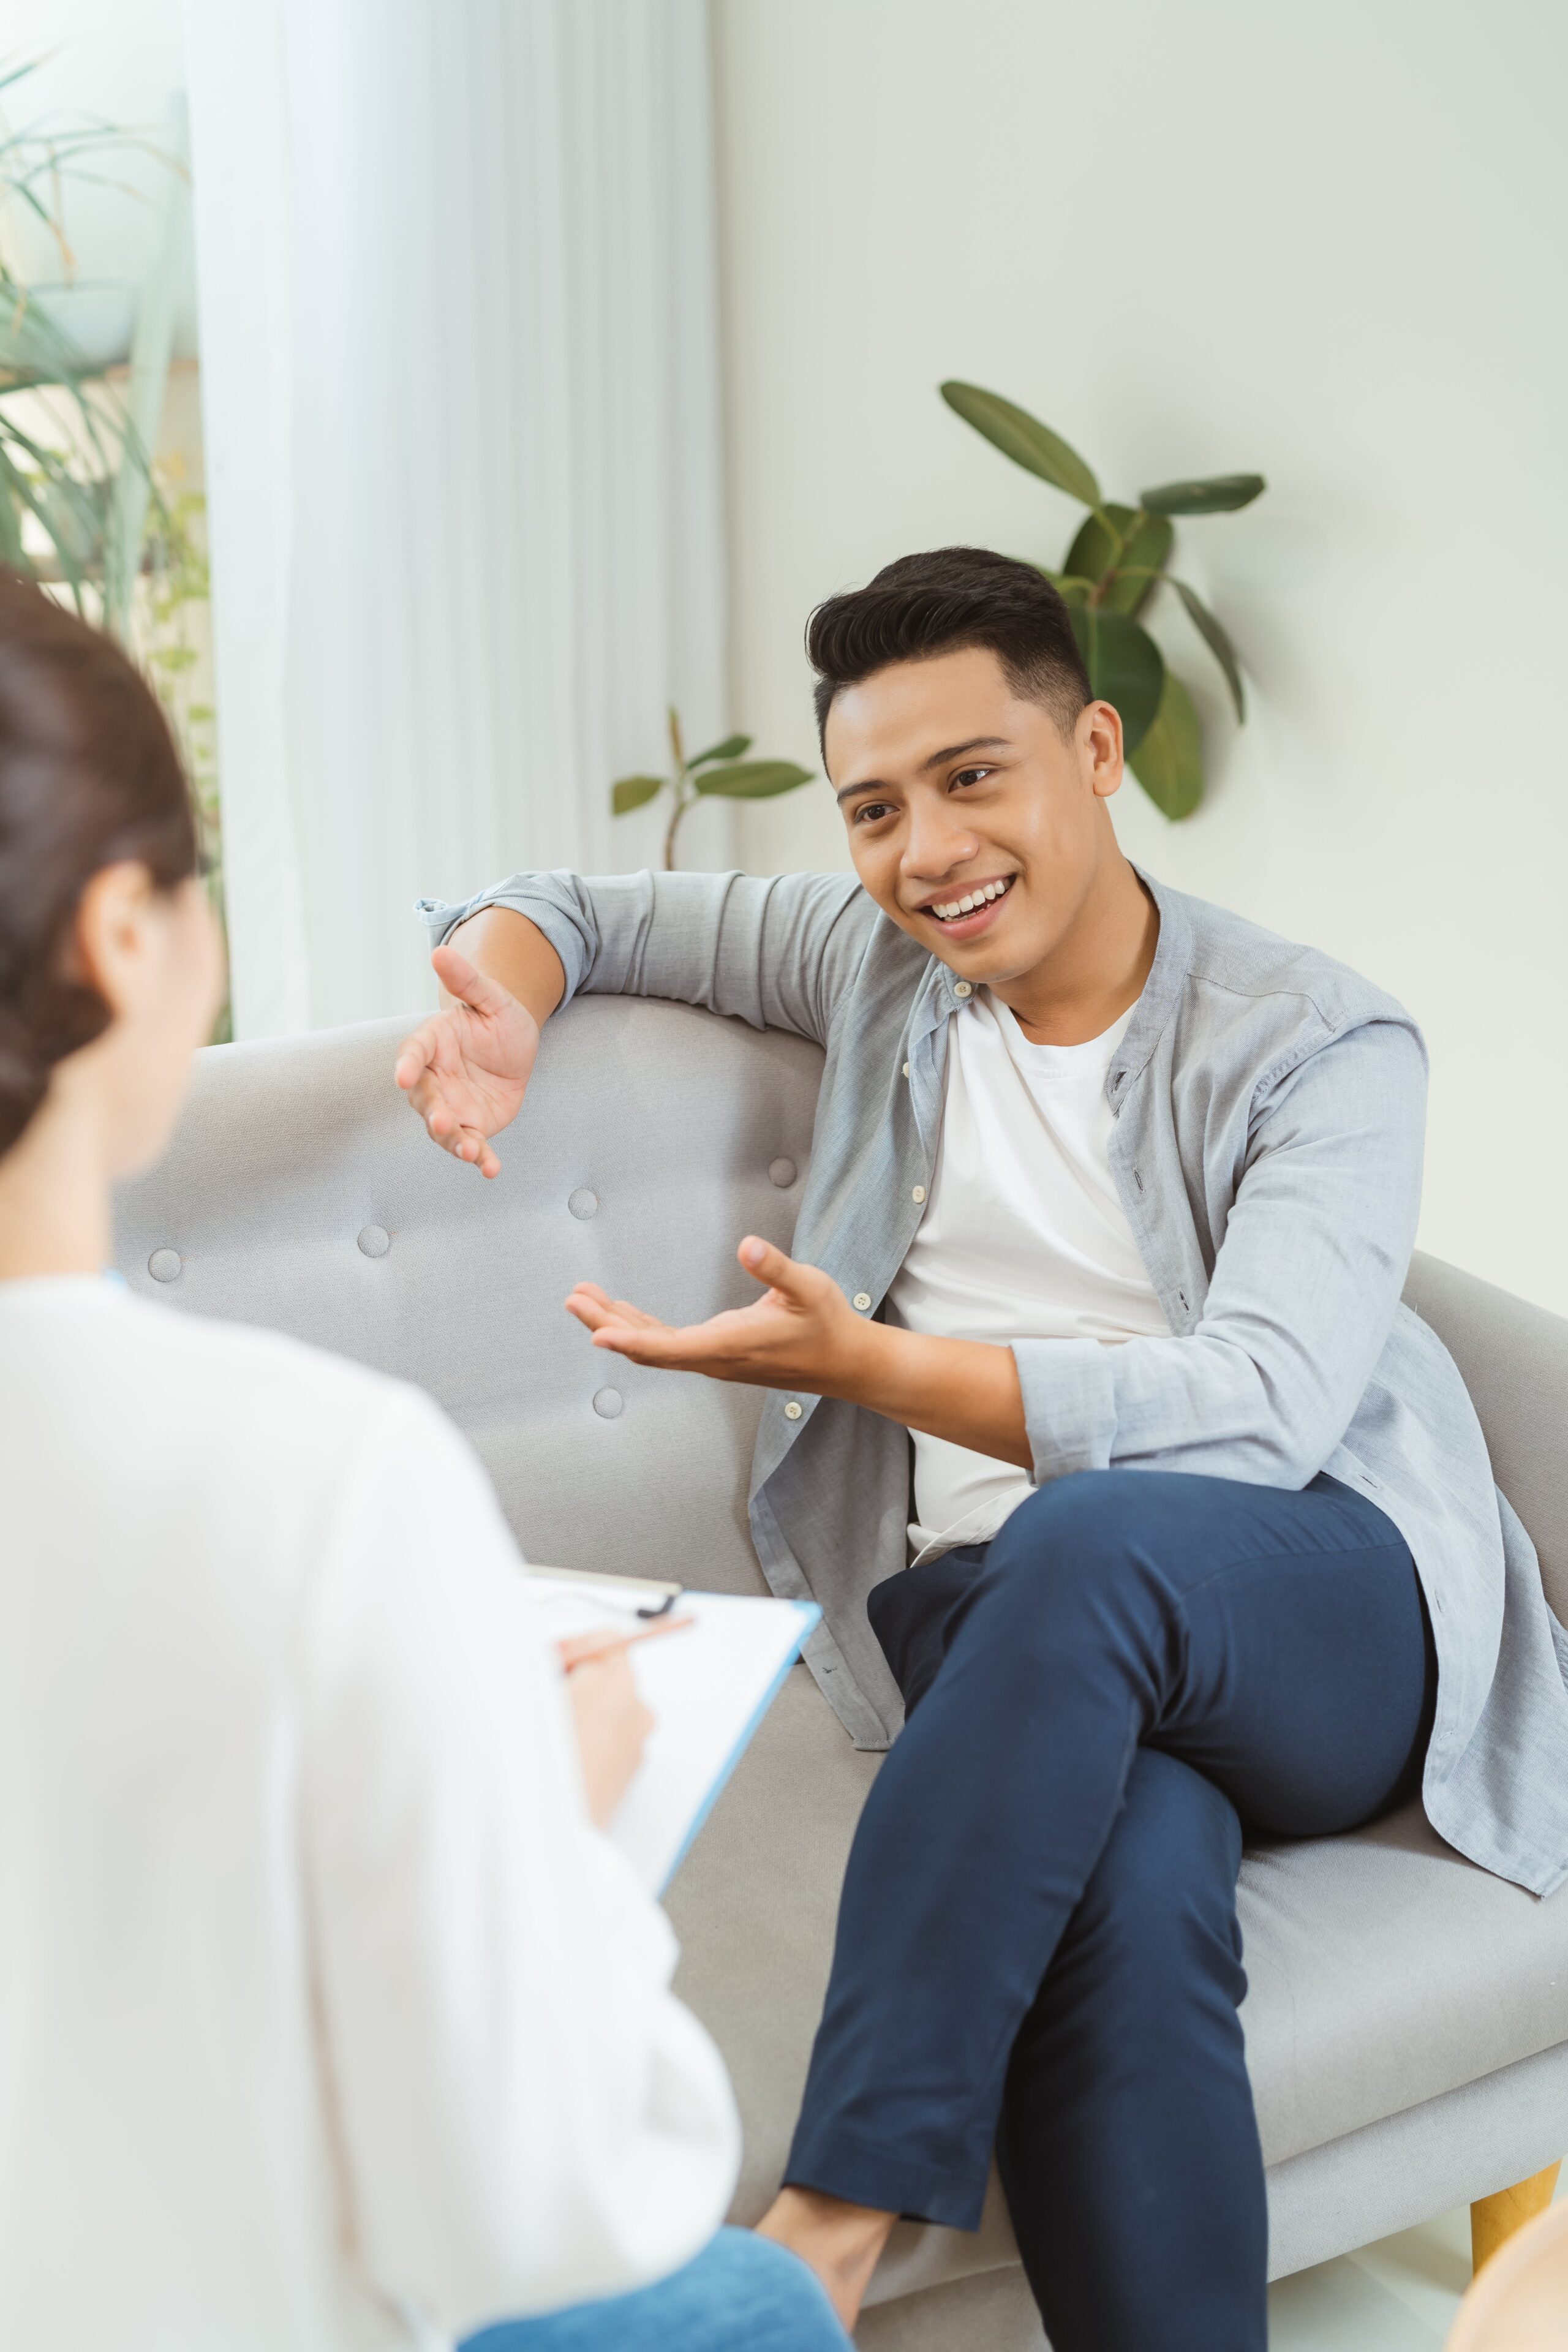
[1240,1803,1568,2165]
[669,1663,1568,2283]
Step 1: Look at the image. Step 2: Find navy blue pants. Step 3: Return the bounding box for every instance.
[785,1471,1436,2352]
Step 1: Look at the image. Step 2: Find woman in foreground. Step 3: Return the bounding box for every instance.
[0,575,846,2352]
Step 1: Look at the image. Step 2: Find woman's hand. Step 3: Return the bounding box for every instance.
[564,1648,654,1828]
[565,1236,871,1396]
[394,944,541,1178]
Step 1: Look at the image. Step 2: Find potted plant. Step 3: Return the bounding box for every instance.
[612,708,813,870]
[941,380,1265,818]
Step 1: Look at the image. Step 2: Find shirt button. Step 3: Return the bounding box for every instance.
[783,1400,803,1420]
[902,1060,911,1077]
[912,1185,927,1204]
[853,1292,872,1311]
[953,980,973,998]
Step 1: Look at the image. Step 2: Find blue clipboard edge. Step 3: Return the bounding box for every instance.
[655,1599,821,1896]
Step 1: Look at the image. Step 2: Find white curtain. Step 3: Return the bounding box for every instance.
[184,0,729,1036]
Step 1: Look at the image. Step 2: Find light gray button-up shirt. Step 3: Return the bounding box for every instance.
[420,865,1568,1896]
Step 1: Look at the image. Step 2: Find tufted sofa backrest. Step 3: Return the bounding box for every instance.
[112,998,825,1596]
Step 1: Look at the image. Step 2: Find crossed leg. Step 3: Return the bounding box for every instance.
[763,1468,1436,2350]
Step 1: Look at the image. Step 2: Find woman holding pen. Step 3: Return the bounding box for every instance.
[0,576,847,2352]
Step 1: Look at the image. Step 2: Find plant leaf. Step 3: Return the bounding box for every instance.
[1169,579,1245,722]
[0,441,88,603]
[1028,562,1097,603]
[0,466,24,567]
[1139,473,1265,516]
[1065,503,1174,617]
[611,774,665,816]
[1129,673,1204,819]
[688,732,753,767]
[1066,607,1164,755]
[940,381,1101,507]
[692,759,815,799]
[1055,575,1095,605]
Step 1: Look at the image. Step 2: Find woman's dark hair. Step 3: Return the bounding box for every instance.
[0,570,198,1152]
[807,546,1092,748]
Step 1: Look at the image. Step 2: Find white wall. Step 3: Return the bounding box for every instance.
[713,0,1568,1314]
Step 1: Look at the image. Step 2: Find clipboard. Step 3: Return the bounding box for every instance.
[525,1568,820,1893]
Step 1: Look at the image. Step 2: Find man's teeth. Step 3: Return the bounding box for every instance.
[930,877,1012,922]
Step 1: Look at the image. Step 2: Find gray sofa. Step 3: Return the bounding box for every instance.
[115,996,1568,2350]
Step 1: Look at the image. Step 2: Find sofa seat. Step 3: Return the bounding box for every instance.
[668,1662,1568,2312]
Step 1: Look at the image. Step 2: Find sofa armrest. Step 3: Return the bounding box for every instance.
[1403,1251,1568,1623]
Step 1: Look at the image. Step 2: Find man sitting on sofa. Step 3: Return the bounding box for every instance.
[398,548,1568,2352]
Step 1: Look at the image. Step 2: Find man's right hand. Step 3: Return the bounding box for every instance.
[394,943,541,1178]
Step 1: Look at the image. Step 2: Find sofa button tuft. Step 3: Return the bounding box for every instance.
[768,1158,797,1189]
[568,1189,598,1220]
[783,1400,803,1420]
[148,1248,183,1284]
[357,1225,391,1258]
[592,1387,624,1419]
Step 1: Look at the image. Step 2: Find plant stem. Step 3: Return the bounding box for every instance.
[663,781,688,872]
[663,705,689,870]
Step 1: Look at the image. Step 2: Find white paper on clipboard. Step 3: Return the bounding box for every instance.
[525,1572,820,1894]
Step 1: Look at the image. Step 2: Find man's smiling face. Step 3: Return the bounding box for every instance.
[825,643,1126,987]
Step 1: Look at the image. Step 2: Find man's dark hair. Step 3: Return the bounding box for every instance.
[807,546,1091,749]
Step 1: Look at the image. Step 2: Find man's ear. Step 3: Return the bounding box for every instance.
[72,861,157,1023]
[1082,700,1125,799]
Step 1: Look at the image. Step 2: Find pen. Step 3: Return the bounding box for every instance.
[558,1613,695,1673]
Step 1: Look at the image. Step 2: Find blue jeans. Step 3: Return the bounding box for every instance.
[461,2228,850,2351]
[785,1471,1438,2352]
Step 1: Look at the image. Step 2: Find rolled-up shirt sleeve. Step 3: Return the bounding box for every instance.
[1013,1017,1428,1488]
[417,868,880,1047]
[301,1387,739,2333]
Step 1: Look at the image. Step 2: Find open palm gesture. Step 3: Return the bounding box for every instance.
[565,1237,865,1393]
[394,944,541,1178]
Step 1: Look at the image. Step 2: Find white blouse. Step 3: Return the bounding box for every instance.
[0,1280,738,2351]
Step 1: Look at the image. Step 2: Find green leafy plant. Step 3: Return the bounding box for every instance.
[941,380,1265,820]
[612,707,814,870]
[143,480,227,1038]
[1,62,225,1030]
[0,59,178,631]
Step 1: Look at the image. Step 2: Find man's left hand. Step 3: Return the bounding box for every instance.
[565,1237,867,1396]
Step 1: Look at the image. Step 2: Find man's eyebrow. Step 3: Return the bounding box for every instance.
[921,736,1011,771]
[833,737,1012,804]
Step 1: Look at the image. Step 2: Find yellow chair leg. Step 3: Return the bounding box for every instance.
[1471,2161,1562,2274]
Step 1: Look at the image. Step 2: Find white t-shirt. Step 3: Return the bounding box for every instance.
[0,1279,737,2352]
[888,991,1169,1555]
